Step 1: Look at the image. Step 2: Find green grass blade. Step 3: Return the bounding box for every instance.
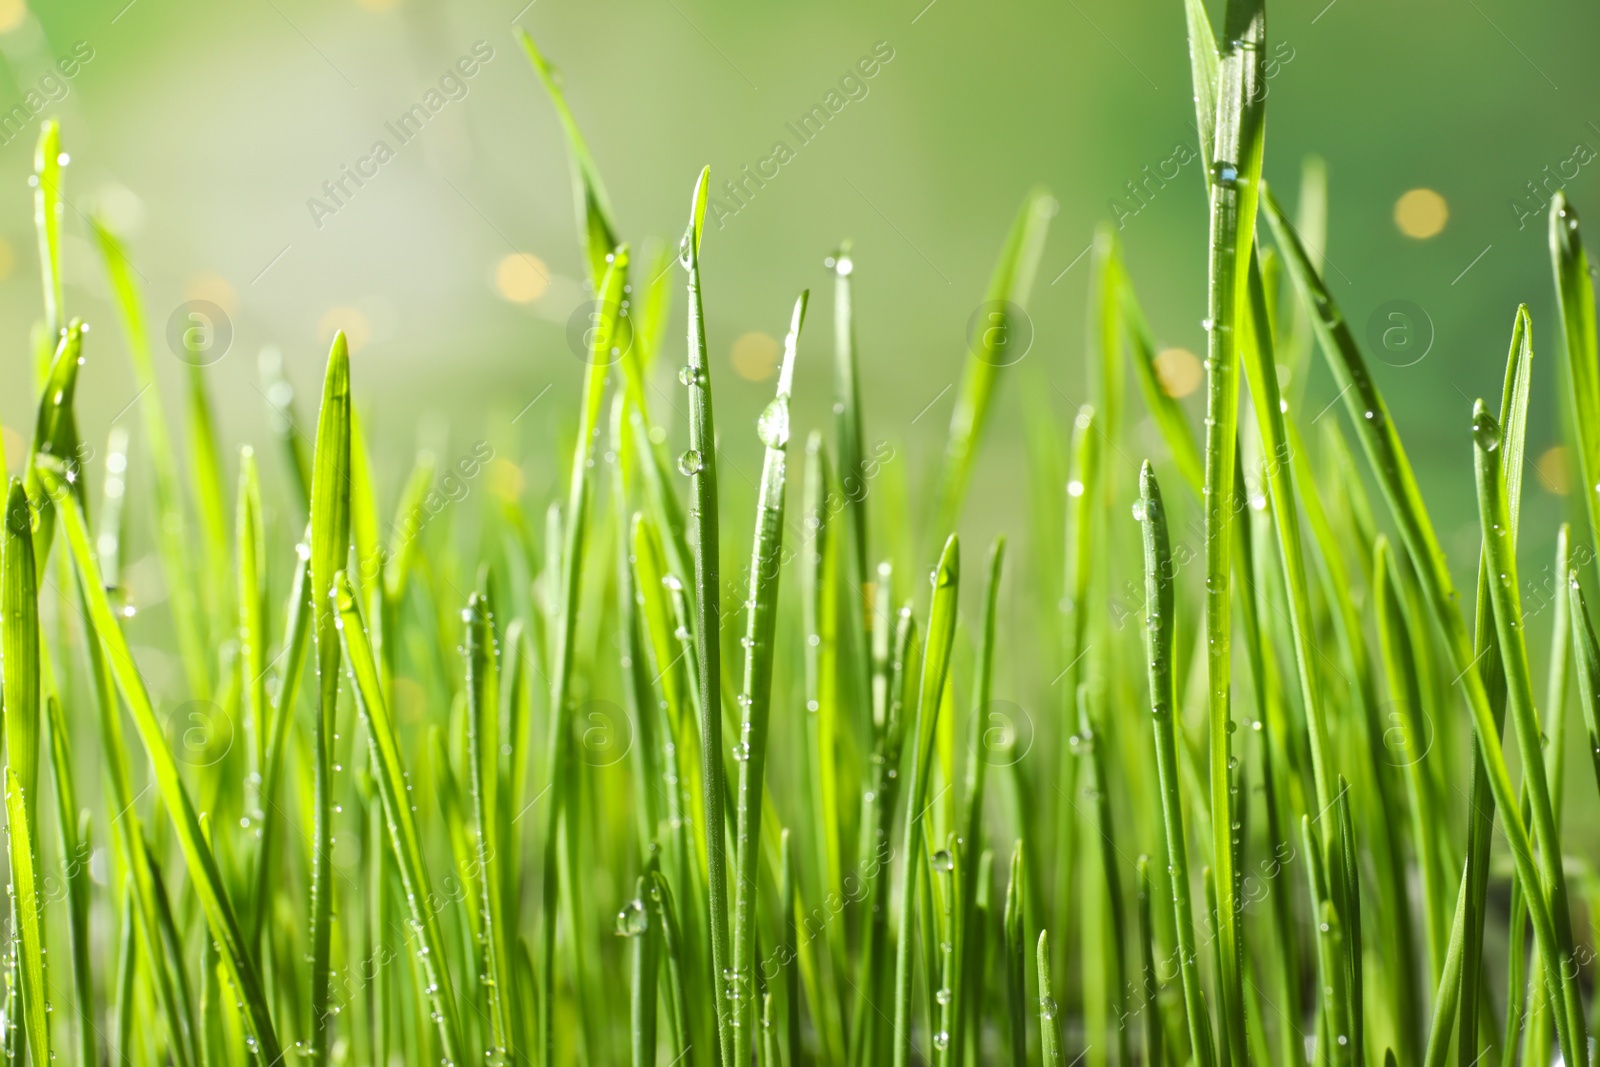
[1137,857,1163,1067]
[730,291,806,1062]
[1550,193,1600,563]
[624,875,659,1067]
[335,571,463,1059]
[186,362,230,633]
[892,534,960,1067]
[34,120,63,342]
[40,464,283,1063]
[934,191,1053,534]
[1037,930,1062,1067]
[307,332,352,1067]
[4,767,47,1067]
[829,242,870,590]
[46,693,94,1067]
[467,588,515,1062]
[1137,462,1215,1067]
[1183,0,1220,179]
[1004,840,1027,1067]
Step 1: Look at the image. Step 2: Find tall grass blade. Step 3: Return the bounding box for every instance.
[1037,930,1062,1067]
[1005,840,1027,1067]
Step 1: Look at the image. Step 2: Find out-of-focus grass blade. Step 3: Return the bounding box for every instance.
[1183,0,1219,179]
[34,121,63,343]
[730,291,806,1063]
[259,346,313,512]
[892,534,959,1067]
[307,332,352,1067]
[1550,193,1600,562]
[237,448,268,782]
[1122,265,1204,496]
[1137,462,1215,1067]
[91,217,209,697]
[40,464,284,1063]
[1568,575,1600,805]
[1137,857,1163,1067]
[934,191,1053,535]
[646,869,694,1065]
[334,571,463,1061]
[1281,156,1327,402]
[1263,185,1587,1067]
[186,361,230,631]
[516,29,620,287]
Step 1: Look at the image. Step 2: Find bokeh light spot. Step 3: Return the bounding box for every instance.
[319,306,371,353]
[1154,347,1202,397]
[1395,188,1448,239]
[0,0,27,33]
[731,331,779,382]
[495,253,549,304]
[184,271,238,316]
[1537,445,1570,496]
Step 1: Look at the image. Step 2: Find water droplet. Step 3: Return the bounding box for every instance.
[931,849,954,874]
[678,450,703,476]
[616,898,648,937]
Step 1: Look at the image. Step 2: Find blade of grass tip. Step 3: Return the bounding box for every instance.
[516,29,620,288]
[1183,0,1220,179]
[731,291,807,1062]
[1199,0,1266,1055]
[1138,857,1164,1067]
[259,346,314,513]
[1262,185,1586,1067]
[4,767,47,1067]
[39,464,284,1062]
[45,694,94,1067]
[1137,462,1216,1067]
[676,165,739,1067]
[92,221,211,699]
[1570,574,1600,810]
[24,320,87,558]
[829,241,870,594]
[1472,400,1587,1056]
[467,587,515,1063]
[540,242,629,1062]
[334,570,463,1059]
[933,190,1053,536]
[954,537,1004,1065]
[307,331,352,1067]
[1037,930,1063,1067]
[1004,841,1028,1067]
[34,121,63,344]
[1551,194,1600,564]
[892,534,960,1067]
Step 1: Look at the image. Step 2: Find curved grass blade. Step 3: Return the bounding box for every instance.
[1262,185,1586,1067]
[1137,462,1215,1067]
[934,191,1053,534]
[40,463,284,1063]
[730,292,806,1063]
[892,534,960,1067]
[334,570,463,1061]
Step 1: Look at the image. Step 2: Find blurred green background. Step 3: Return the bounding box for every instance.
[0,0,1595,601]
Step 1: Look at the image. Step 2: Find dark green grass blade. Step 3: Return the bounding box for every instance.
[1037,930,1062,1067]
[624,875,659,1067]
[467,589,515,1061]
[1005,841,1028,1067]
[892,535,960,1067]
[1137,463,1215,1067]
[1137,857,1163,1067]
[41,464,284,1063]
[1550,194,1600,563]
[934,191,1053,534]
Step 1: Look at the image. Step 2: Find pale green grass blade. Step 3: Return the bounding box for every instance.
[334,571,463,1061]
[40,464,283,1063]
[237,448,267,772]
[892,534,959,1067]
[91,218,209,697]
[1183,0,1219,179]
[466,589,514,1061]
[1263,186,1583,1067]
[307,332,352,1067]
[829,242,870,588]
[1137,857,1163,1067]
[730,291,806,1063]
[516,29,620,287]
[5,767,48,1067]
[934,191,1053,534]
[34,120,63,342]
[1037,930,1062,1067]
[186,362,230,634]
[1137,462,1215,1067]
[259,346,313,512]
